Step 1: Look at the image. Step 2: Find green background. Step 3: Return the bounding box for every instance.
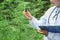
[0,0,50,40]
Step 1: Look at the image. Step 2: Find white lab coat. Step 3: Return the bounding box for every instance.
[29,6,60,40]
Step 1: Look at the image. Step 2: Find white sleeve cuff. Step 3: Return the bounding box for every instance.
[29,16,40,30]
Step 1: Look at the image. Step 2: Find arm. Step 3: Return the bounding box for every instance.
[23,6,56,35]
[29,16,47,30]
[23,10,48,36]
[23,10,47,30]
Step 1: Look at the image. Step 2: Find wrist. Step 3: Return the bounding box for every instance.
[29,16,32,20]
[28,15,33,20]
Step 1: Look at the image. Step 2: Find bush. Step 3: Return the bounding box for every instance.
[24,0,50,18]
[0,0,50,40]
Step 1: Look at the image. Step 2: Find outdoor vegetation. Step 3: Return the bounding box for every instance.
[0,0,50,40]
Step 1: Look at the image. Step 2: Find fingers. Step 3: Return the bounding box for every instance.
[37,29,48,36]
[23,10,31,16]
[23,10,28,15]
[23,10,32,20]
[23,10,30,16]
[37,30,44,34]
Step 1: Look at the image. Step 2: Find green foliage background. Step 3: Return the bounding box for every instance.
[0,0,50,40]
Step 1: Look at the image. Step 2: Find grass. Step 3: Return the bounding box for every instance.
[20,23,43,40]
[0,1,44,40]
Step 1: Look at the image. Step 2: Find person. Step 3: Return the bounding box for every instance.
[23,0,60,40]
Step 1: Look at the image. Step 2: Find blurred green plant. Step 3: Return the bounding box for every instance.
[23,0,50,18]
[0,0,50,40]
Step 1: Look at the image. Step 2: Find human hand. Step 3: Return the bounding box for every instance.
[23,10,32,20]
[37,29,48,36]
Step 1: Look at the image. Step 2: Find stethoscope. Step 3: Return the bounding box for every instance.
[48,7,60,24]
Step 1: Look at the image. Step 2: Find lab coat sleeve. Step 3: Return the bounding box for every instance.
[28,6,51,30]
[29,15,47,30]
[29,6,56,30]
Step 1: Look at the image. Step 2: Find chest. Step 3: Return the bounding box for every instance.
[46,8,60,26]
